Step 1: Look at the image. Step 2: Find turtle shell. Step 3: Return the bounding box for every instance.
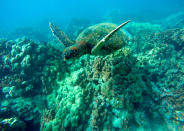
[76,23,128,55]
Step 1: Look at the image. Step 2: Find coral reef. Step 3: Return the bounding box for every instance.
[0,20,184,130]
[161,12,184,29]
[41,47,161,130]
[0,117,26,131]
[0,27,48,43]
[126,22,184,130]
[0,37,62,130]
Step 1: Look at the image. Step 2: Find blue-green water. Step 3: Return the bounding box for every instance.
[0,0,184,131]
[0,0,183,33]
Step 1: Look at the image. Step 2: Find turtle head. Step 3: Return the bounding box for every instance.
[62,45,80,60]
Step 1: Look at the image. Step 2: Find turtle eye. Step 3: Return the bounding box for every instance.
[74,49,77,53]
[62,47,79,59]
[72,50,76,57]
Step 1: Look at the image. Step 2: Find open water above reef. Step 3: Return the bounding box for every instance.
[0,0,184,131]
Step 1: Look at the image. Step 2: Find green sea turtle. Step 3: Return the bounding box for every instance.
[49,20,130,60]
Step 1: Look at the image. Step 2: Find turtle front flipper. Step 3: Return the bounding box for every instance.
[91,20,131,55]
[49,22,74,47]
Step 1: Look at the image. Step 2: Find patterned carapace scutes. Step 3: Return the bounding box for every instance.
[49,20,130,60]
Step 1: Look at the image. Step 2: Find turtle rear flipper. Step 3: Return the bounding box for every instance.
[49,22,74,47]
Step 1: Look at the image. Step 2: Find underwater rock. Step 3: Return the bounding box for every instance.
[123,22,163,54]
[1,26,48,42]
[126,22,184,130]
[155,28,184,51]
[41,47,154,130]
[112,117,121,128]
[1,20,184,130]
[0,117,26,131]
[162,12,184,29]
[125,22,162,35]
[0,37,63,130]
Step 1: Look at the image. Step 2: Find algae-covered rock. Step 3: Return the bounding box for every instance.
[126,22,184,130]
[162,12,184,29]
[2,33,165,130]
[125,22,163,35]
[41,47,151,130]
[155,28,184,51]
[124,22,163,53]
[1,20,184,131]
[0,117,26,131]
[0,37,63,130]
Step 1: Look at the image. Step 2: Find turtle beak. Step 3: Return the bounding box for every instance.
[61,54,66,61]
[63,55,67,61]
[64,57,66,61]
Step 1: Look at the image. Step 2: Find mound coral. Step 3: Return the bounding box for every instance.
[0,20,184,130]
